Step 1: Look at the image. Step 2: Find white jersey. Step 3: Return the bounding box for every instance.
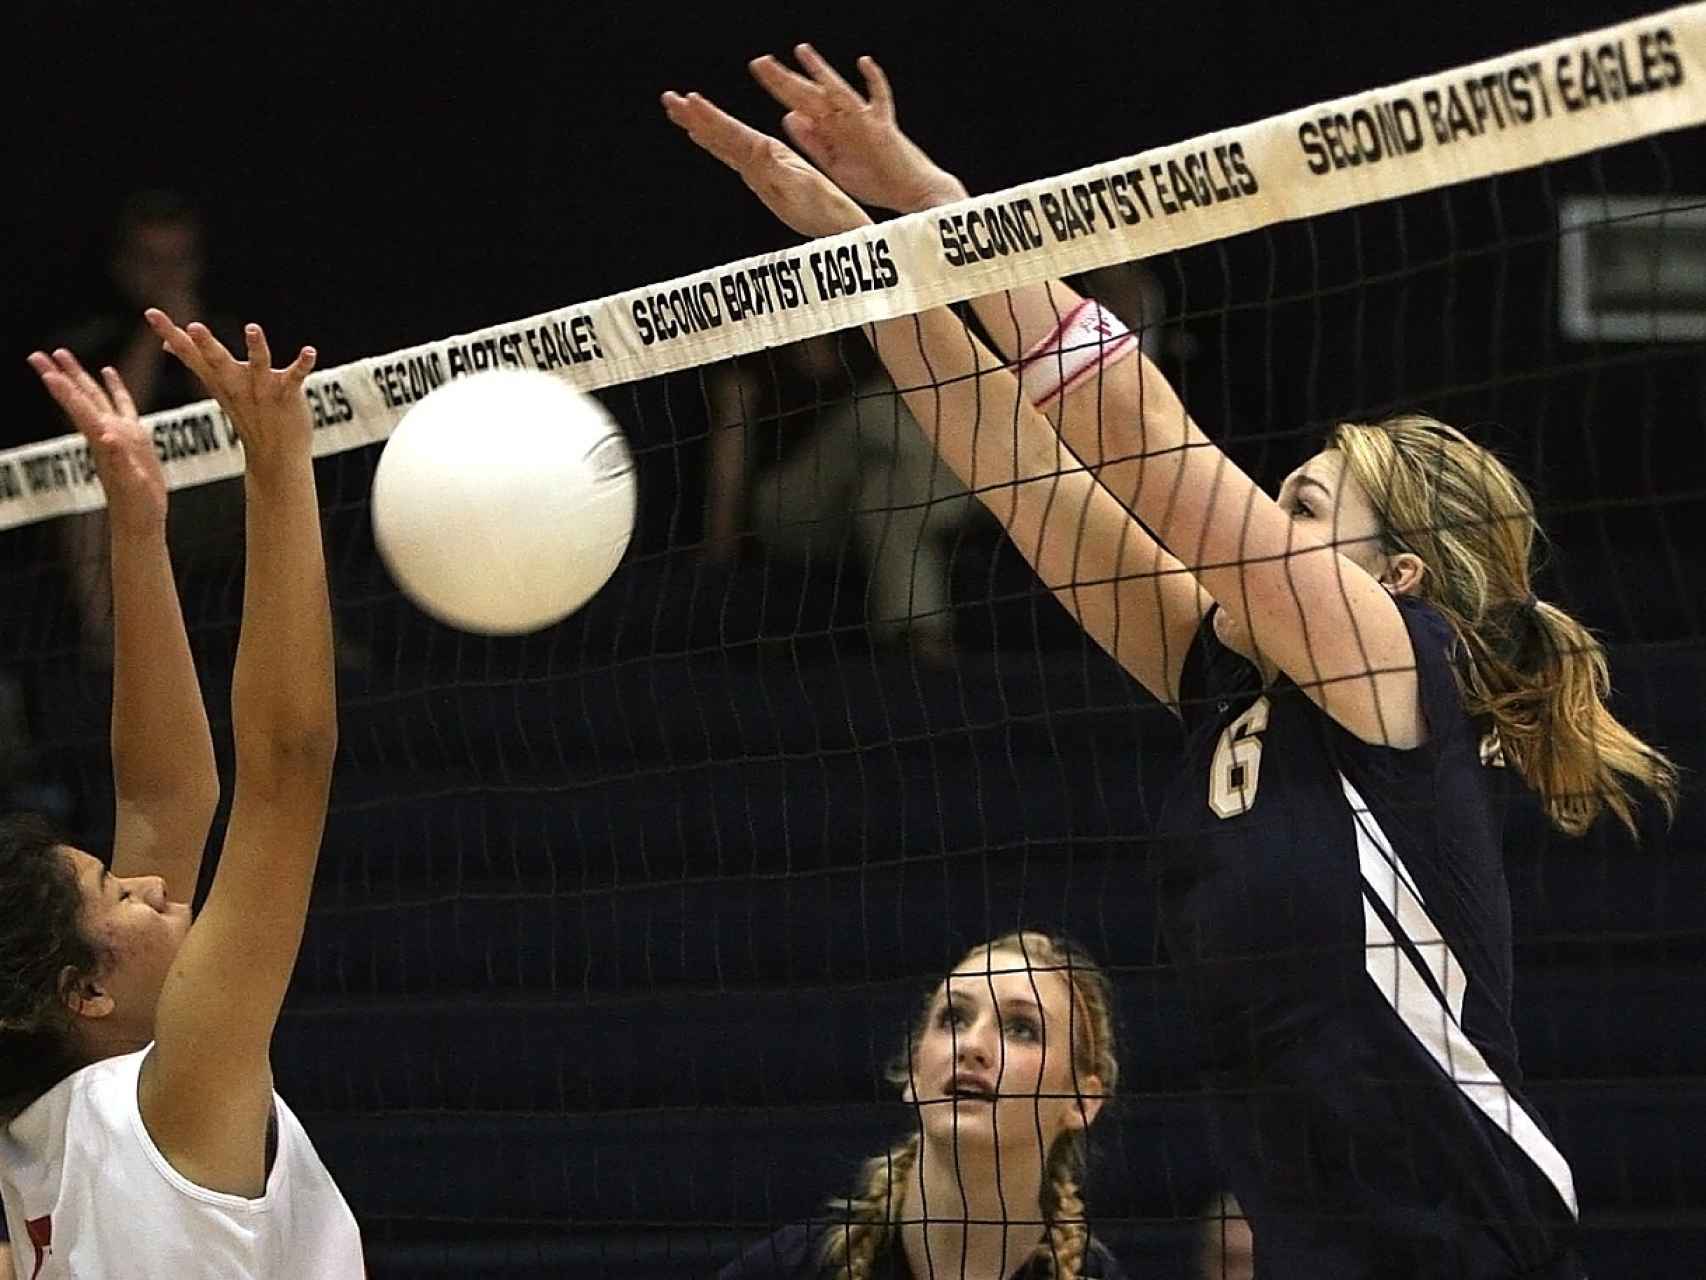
[0,1046,363,1279]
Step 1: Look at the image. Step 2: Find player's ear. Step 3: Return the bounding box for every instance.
[1062,1073,1104,1132]
[1383,552,1426,598]
[60,967,115,1020]
[898,1059,919,1106]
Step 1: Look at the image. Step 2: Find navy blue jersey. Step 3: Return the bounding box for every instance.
[718,1220,1129,1279]
[1157,598,1580,1279]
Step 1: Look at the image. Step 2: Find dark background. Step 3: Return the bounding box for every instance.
[4,0,1678,414]
[5,3,1704,1277]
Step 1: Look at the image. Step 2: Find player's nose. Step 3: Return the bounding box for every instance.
[136,875,168,911]
[954,1020,996,1068]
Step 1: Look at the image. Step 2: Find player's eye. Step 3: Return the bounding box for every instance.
[1004,1016,1040,1042]
[937,1005,967,1029]
[118,888,131,902]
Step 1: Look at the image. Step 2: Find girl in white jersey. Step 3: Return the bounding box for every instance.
[663,48,1678,1279]
[0,314,363,1278]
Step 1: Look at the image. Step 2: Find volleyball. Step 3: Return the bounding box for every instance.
[371,370,637,635]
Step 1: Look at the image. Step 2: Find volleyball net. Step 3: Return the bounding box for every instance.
[3,5,1704,1276]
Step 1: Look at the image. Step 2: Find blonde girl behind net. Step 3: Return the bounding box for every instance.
[821,932,1120,1280]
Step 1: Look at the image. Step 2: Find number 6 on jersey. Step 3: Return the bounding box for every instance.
[1209,696,1271,819]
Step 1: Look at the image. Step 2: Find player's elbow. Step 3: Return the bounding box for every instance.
[179,773,224,832]
[236,723,339,795]
[276,723,339,773]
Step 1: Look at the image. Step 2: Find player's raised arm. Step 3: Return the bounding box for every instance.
[746,47,1421,746]
[747,49,1157,480]
[663,89,1199,708]
[135,312,336,1196]
[27,350,219,904]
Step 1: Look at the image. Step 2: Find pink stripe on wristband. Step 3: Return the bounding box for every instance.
[1018,300,1137,408]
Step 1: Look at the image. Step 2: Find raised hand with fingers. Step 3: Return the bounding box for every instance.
[27,348,168,534]
[749,45,967,214]
[145,309,316,478]
[661,89,871,240]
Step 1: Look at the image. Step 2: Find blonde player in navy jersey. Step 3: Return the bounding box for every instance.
[664,48,1679,1280]
[0,314,363,1276]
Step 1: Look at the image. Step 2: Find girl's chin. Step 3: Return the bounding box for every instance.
[920,1107,1049,1149]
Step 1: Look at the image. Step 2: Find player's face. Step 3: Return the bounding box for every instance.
[1216,449,1392,660]
[1273,449,1387,574]
[907,947,1103,1160]
[62,846,193,1032]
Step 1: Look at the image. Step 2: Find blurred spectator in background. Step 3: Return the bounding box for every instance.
[43,189,245,667]
[704,332,972,665]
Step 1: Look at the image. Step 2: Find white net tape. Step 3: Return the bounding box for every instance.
[4,3,1703,531]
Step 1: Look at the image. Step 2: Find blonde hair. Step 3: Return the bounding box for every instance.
[1331,414,1679,837]
[820,932,1119,1280]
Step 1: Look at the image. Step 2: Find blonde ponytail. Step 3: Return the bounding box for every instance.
[1456,595,1679,836]
[1332,416,1679,837]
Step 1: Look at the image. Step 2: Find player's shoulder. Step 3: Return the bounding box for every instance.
[1081,1232,1131,1278]
[1390,595,1481,739]
[65,1045,150,1120]
[718,1221,822,1279]
[1393,593,1459,655]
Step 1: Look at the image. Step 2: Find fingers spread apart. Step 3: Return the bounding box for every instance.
[793,44,863,109]
[748,54,826,113]
[750,45,894,123]
[148,310,315,404]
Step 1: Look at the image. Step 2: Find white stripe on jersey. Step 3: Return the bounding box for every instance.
[1341,772,1580,1218]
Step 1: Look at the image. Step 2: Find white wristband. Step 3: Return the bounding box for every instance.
[1017,300,1138,408]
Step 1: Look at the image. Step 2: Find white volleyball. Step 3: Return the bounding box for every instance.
[371,370,636,635]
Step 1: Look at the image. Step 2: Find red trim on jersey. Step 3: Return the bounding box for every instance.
[25,1214,51,1280]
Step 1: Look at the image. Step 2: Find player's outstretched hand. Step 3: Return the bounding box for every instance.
[27,347,167,533]
[749,46,967,214]
[147,311,316,478]
[662,89,871,239]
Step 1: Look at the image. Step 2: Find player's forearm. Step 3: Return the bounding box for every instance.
[866,308,1218,572]
[901,281,1201,530]
[964,281,1087,370]
[108,514,218,885]
[230,459,337,788]
[900,172,1092,394]
[867,310,1077,510]
[931,211,1174,487]
[1060,347,1199,512]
